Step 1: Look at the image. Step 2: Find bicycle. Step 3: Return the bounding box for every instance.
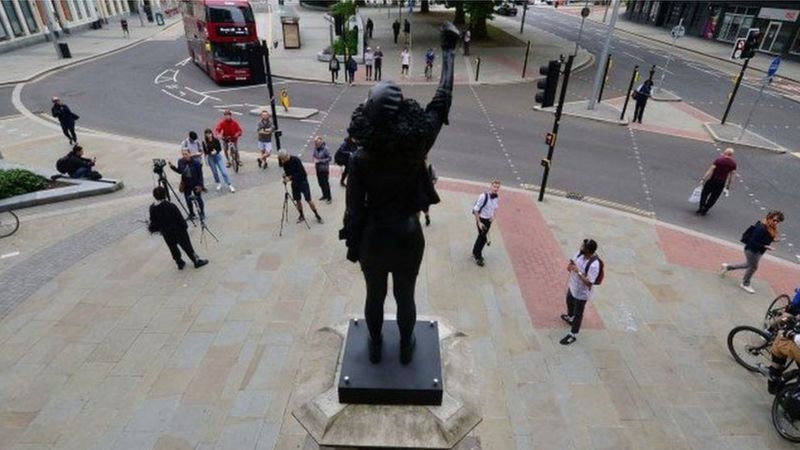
[0,209,19,238]
[727,294,796,373]
[424,61,433,81]
[224,138,241,173]
[773,378,800,442]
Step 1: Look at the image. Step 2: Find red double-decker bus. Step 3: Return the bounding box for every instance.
[180,0,261,83]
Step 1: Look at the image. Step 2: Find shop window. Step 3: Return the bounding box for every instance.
[18,1,39,33]
[0,18,8,40]
[791,29,800,55]
[2,1,25,36]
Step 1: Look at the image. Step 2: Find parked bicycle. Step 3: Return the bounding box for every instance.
[0,209,19,238]
[727,294,794,373]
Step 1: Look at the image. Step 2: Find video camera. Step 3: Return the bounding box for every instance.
[152,158,167,174]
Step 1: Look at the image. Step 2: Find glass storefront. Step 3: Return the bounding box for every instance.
[2,1,25,36]
[18,1,39,33]
[0,18,8,40]
[717,7,759,42]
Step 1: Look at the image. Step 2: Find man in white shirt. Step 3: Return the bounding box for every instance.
[471,180,501,267]
[560,239,601,345]
[181,131,203,162]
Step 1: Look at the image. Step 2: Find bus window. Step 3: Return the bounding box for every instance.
[212,42,251,66]
[207,5,254,23]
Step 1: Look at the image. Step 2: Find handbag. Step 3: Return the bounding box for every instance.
[688,185,702,204]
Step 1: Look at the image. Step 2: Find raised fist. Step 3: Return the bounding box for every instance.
[440,22,460,51]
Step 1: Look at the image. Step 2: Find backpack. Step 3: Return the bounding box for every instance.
[740,221,758,244]
[56,155,70,174]
[334,142,352,166]
[584,256,605,286]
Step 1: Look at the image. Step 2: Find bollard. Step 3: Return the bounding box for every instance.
[475,57,481,82]
[620,65,639,121]
[597,54,612,103]
[648,64,656,81]
[522,41,531,79]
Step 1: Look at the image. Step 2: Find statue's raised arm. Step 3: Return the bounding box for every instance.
[426,22,461,131]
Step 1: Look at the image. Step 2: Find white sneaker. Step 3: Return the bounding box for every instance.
[216,184,222,191]
[720,263,729,276]
[229,185,236,193]
[739,283,755,294]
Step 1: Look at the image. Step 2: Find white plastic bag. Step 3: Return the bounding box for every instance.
[688,185,702,204]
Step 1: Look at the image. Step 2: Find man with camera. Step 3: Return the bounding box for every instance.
[170,149,205,221]
[278,150,323,224]
[148,186,208,270]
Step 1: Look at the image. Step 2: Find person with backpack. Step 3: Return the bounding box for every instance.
[721,210,785,294]
[471,180,501,267]
[335,136,358,187]
[632,79,653,124]
[560,238,603,345]
[329,54,340,84]
[58,145,102,180]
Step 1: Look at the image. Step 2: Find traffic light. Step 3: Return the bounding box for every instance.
[535,60,561,108]
[742,28,762,59]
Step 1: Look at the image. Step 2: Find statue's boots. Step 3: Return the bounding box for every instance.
[400,335,416,365]
[368,336,382,364]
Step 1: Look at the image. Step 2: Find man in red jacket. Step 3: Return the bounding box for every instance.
[214,110,243,168]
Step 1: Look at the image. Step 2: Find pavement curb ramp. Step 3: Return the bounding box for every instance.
[702,122,788,154]
[518,182,655,219]
[533,102,628,126]
[248,106,319,119]
[0,20,182,88]
[0,160,123,211]
[650,89,682,102]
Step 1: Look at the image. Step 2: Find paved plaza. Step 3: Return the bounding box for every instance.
[1,125,800,449]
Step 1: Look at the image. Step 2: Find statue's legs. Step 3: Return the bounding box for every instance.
[363,269,388,343]
[391,270,418,346]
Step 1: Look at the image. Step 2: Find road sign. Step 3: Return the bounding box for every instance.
[767,56,782,77]
[670,25,685,39]
[731,37,746,59]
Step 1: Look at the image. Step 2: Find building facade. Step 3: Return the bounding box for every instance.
[625,1,800,61]
[0,1,175,53]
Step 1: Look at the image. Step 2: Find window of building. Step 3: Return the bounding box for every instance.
[791,29,800,55]
[59,0,72,21]
[2,1,26,36]
[74,0,83,19]
[0,17,9,40]
[18,1,39,33]
[83,0,91,18]
[718,11,755,43]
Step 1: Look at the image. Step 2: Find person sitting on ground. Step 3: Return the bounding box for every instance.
[63,145,102,180]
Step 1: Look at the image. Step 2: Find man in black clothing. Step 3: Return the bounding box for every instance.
[148,186,208,270]
[169,149,205,220]
[51,97,79,145]
[63,145,102,180]
[278,150,323,224]
[366,18,374,39]
[392,19,400,44]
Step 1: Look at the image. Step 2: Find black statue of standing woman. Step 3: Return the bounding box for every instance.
[340,23,460,365]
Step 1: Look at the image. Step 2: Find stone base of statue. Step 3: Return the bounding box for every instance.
[292,316,482,449]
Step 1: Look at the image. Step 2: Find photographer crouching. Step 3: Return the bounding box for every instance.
[169,149,205,221]
[148,186,209,270]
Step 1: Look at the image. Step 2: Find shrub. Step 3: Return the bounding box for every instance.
[333,31,358,56]
[0,169,49,200]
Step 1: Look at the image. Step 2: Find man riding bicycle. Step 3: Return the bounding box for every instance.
[424,48,435,79]
[768,289,800,394]
[214,109,243,168]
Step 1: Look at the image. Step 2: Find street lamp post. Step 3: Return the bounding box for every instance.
[588,0,620,111]
[43,2,60,56]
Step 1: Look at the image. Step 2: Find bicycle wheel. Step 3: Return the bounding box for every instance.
[727,325,773,373]
[773,383,800,442]
[765,295,792,328]
[0,210,20,238]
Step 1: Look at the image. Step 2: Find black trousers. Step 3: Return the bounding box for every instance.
[699,179,725,213]
[316,167,331,200]
[393,31,399,43]
[374,63,382,81]
[633,100,647,123]
[330,69,338,83]
[61,123,77,143]
[163,230,197,265]
[472,218,492,259]
[184,190,204,218]
[364,269,418,346]
[565,290,587,334]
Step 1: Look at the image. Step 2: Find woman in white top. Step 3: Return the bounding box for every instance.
[364,47,375,81]
[400,47,411,77]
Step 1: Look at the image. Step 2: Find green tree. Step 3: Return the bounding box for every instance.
[464,1,499,39]
[331,1,358,56]
[437,1,466,25]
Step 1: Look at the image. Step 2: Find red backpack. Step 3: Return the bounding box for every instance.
[584,256,605,286]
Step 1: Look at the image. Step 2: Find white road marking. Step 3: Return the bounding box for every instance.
[1,252,20,259]
[161,89,202,106]
[175,57,191,67]
[185,86,220,101]
[300,119,322,124]
[623,51,645,62]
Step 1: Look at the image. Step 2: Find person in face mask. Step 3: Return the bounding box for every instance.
[471,180,501,267]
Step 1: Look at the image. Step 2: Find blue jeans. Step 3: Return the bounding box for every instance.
[71,166,92,179]
[206,153,230,186]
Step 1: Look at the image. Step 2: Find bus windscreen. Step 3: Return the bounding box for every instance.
[207,5,254,23]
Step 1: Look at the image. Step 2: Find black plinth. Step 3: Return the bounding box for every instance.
[338,319,443,406]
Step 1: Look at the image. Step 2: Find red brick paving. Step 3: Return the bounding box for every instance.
[656,225,800,296]
[439,180,604,329]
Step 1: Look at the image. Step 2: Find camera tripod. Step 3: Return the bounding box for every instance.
[279,181,310,237]
[187,192,218,244]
